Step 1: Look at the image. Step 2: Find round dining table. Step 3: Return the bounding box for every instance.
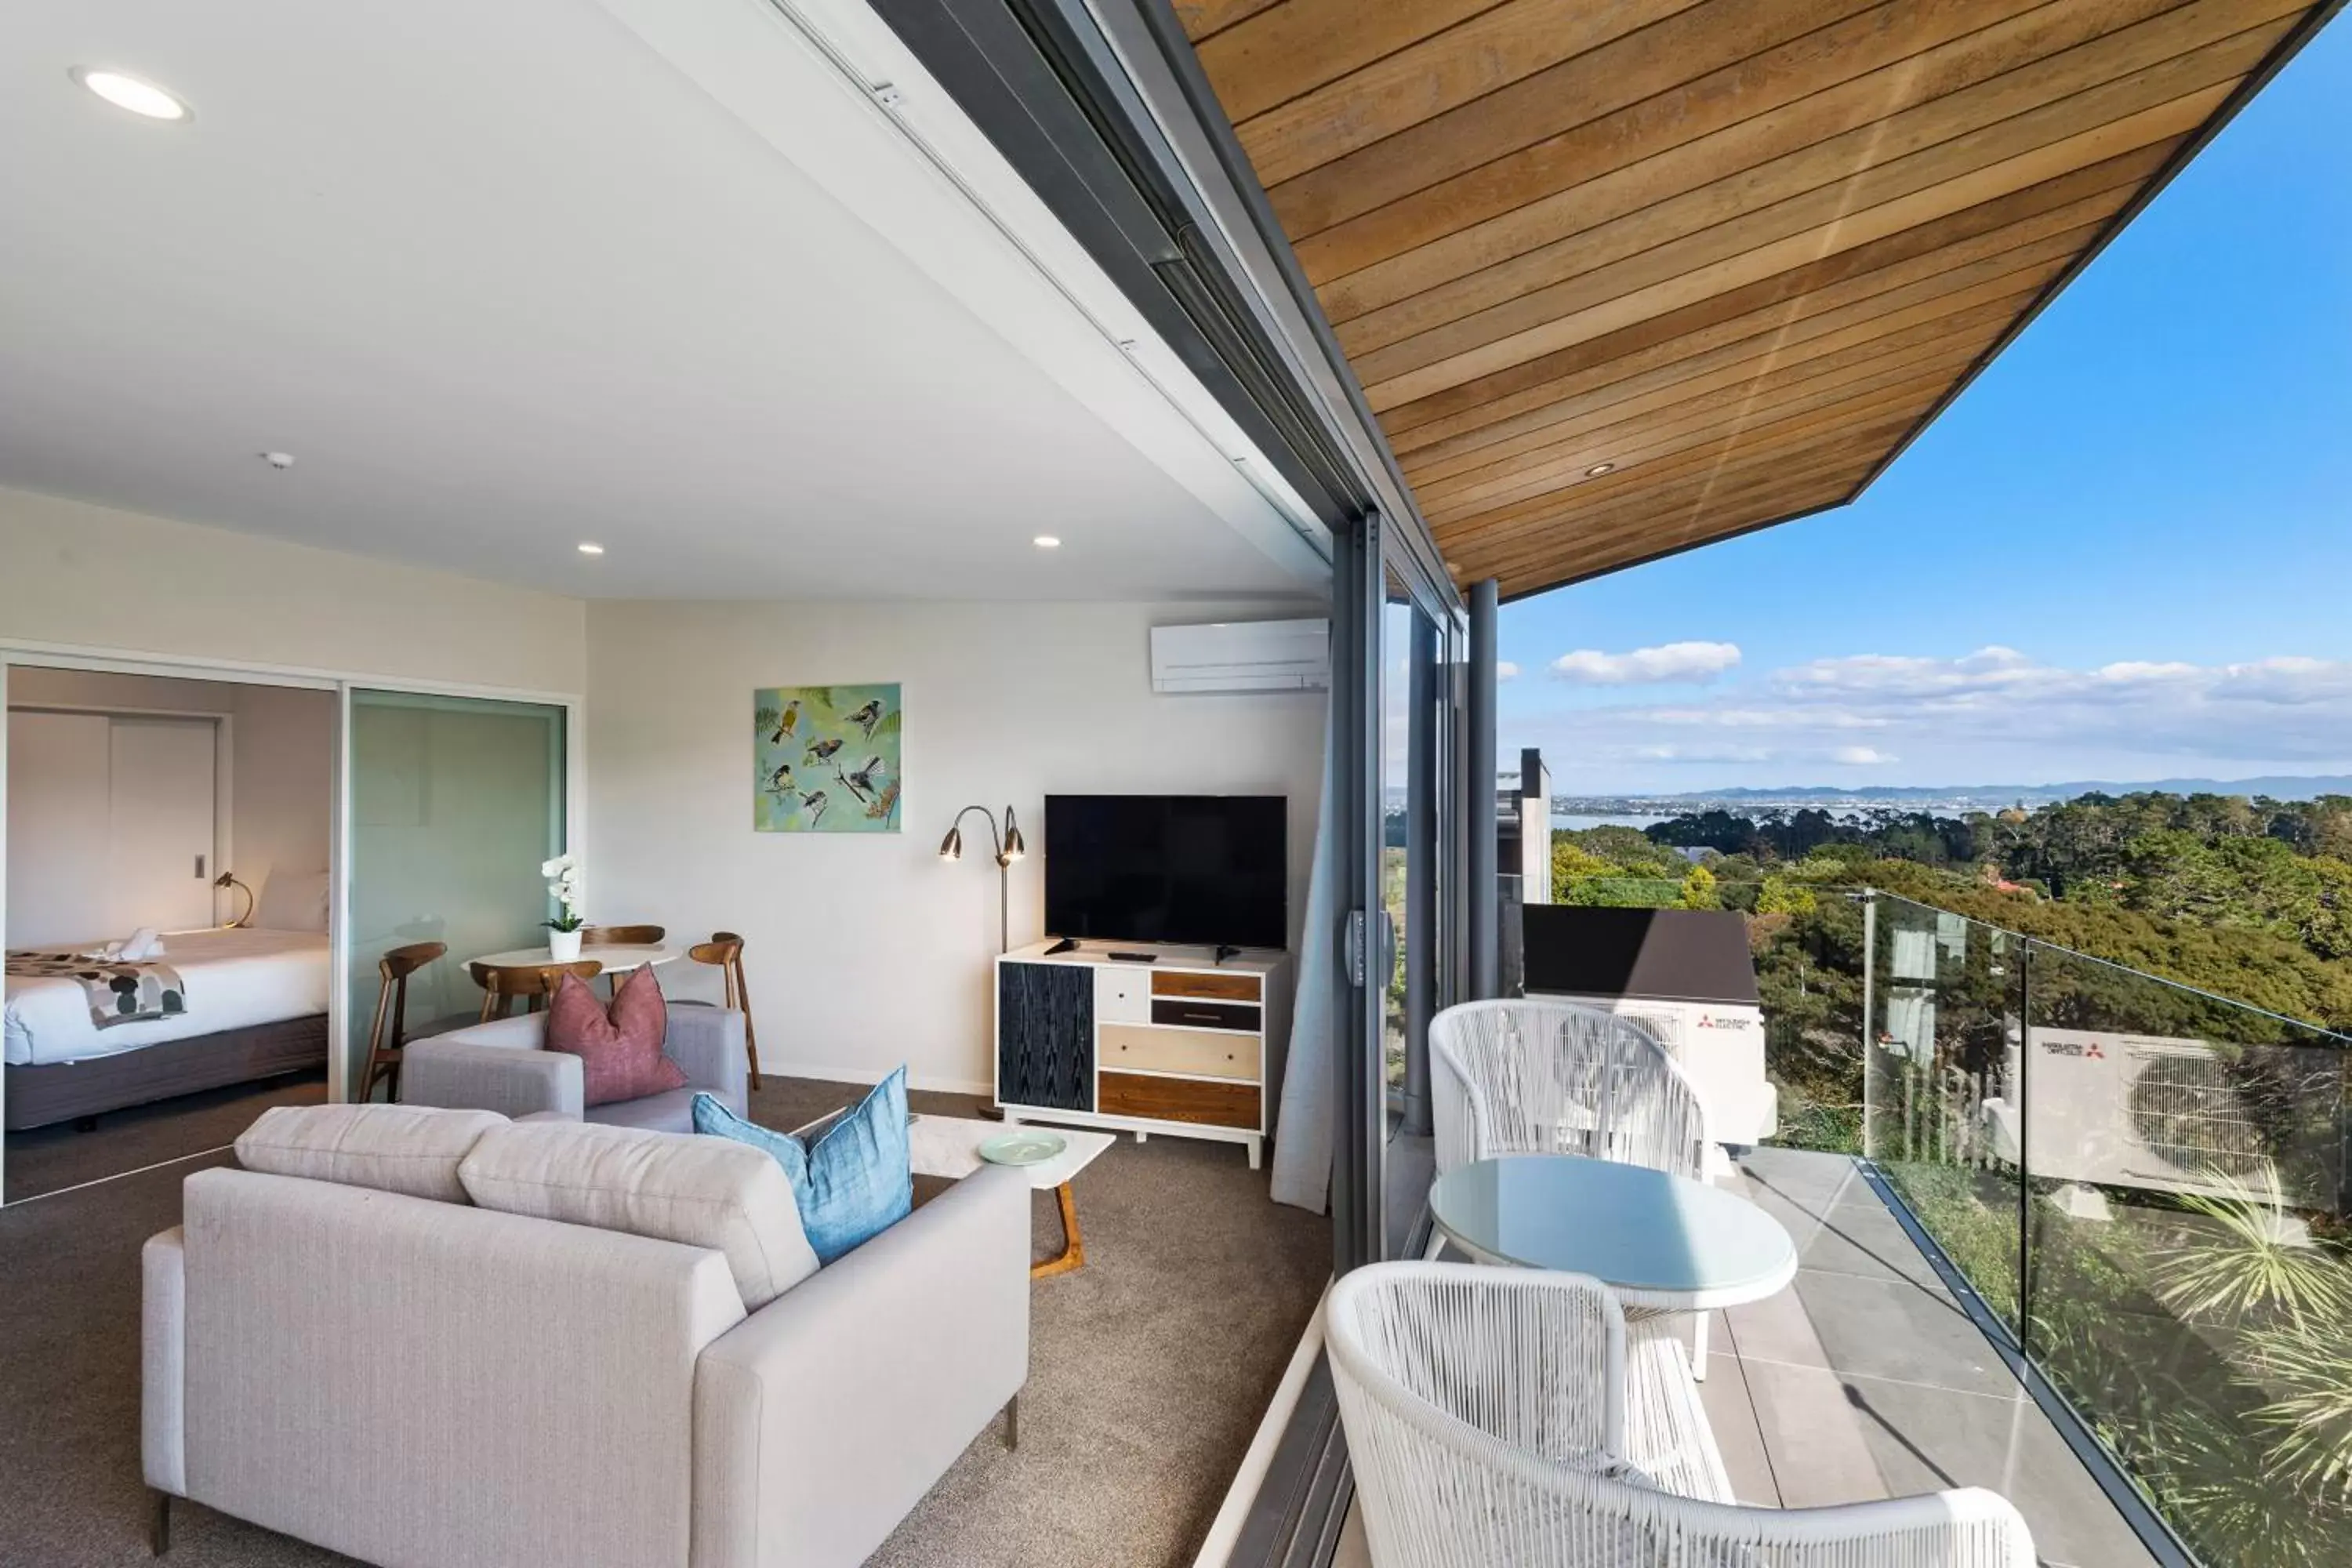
[1428,1152,1796,1314]
[468,942,684,974]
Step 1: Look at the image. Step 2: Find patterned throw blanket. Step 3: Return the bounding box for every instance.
[4,951,190,1029]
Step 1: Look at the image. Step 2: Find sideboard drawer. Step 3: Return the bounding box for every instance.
[1152,970,1261,1004]
[1149,998,1261,1032]
[1093,965,1152,1025]
[1100,1023,1258,1082]
[1099,1071,1260,1130]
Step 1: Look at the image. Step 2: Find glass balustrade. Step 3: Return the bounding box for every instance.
[1759,887,2352,1565]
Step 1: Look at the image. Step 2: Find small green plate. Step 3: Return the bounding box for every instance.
[979,1131,1068,1167]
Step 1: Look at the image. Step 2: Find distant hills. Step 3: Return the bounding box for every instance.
[1554,775,2352,811]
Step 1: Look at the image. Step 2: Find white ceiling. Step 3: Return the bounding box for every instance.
[0,0,1323,601]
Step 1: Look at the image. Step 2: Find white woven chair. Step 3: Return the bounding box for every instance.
[1426,999,1719,1421]
[1327,1262,2038,1568]
[1429,998,1711,1184]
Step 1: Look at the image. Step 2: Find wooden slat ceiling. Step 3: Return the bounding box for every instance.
[1172,0,2329,597]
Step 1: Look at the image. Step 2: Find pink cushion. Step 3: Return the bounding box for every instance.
[546,967,687,1108]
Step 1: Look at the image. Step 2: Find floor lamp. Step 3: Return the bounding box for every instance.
[941,804,1024,1119]
[938,804,1025,954]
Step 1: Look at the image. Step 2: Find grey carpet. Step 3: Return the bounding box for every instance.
[4,1073,328,1201]
[0,1075,1330,1567]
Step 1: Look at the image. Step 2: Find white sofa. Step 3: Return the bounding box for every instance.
[143,1103,1028,1567]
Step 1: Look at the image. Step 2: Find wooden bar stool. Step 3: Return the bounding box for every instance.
[580,924,665,945]
[689,933,761,1091]
[470,959,603,1022]
[358,942,446,1104]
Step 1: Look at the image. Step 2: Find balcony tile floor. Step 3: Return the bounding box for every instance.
[1711,1147,2158,1568]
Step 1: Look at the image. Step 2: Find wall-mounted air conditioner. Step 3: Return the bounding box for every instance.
[1150,618,1329,695]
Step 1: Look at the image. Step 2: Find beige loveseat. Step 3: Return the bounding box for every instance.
[143,1104,1028,1567]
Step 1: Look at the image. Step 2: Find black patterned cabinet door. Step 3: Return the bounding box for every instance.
[996,962,1094,1112]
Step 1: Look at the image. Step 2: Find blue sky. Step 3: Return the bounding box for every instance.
[1497,20,2352,796]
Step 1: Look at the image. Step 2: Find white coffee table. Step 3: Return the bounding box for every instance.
[909,1115,1114,1278]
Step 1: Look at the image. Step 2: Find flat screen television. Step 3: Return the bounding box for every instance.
[1044,794,1287,951]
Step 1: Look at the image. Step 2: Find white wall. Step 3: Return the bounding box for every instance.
[4,667,336,926]
[0,487,586,694]
[588,600,1326,1094]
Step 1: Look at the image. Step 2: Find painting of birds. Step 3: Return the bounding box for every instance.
[753,684,900,833]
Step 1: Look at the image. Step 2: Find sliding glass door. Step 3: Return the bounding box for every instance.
[1330,514,1463,1272]
[345,691,567,1094]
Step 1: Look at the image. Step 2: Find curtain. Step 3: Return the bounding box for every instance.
[1271,697,1338,1212]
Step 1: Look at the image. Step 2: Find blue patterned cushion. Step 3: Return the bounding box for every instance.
[691,1069,912,1264]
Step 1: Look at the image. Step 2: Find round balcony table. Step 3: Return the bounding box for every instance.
[468,942,684,974]
[1428,1152,1796,1314]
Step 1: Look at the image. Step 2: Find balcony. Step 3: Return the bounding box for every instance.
[1709,1145,2158,1568]
[1747,890,2352,1568]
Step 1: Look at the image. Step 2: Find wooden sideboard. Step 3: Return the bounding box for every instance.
[994,940,1290,1168]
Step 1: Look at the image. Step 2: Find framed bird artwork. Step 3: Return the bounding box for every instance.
[753,683,902,833]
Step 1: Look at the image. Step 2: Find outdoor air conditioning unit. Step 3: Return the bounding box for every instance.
[1149,618,1329,695]
[1520,907,1779,1172]
[1981,1027,2341,1214]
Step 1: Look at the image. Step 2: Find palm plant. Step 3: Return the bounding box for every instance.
[2151,1163,2352,1329]
[2245,1323,2352,1505]
[2123,1400,2347,1568]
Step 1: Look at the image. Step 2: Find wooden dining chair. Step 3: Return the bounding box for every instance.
[358,942,446,1104]
[688,933,761,1091]
[470,959,603,1022]
[579,924,666,945]
[579,926,666,996]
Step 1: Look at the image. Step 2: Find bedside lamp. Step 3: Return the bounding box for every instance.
[939,804,1022,953]
[212,871,255,928]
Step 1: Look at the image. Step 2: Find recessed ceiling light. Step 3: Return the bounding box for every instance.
[577,543,604,556]
[1585,462,1617,477]
[73,67,191,122]
[260,451,295,470]
[1033,535,1062,549]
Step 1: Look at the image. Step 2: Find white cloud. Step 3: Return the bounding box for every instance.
[1496,661,1520,682]
[1632,744,1775,764]
[1551,641,1740,686]
[1508,646,2352,790]
[1634,706,1890,730]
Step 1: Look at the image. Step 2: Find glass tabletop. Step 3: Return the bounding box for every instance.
[1428,1154,1795,1307]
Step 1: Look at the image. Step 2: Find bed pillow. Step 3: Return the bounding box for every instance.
[546,967,686,1107]
[236,1104,506,1203]
[253,869,330,931]
[692,1067,912,1264]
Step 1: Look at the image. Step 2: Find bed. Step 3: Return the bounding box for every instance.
[4,927,331,1131]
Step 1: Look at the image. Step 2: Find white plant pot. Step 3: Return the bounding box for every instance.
[548,928,583,964]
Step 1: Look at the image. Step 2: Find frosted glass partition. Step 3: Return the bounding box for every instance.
[347,691,566,1085]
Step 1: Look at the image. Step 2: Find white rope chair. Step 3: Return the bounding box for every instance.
[1426,998,1720,1441]
[1429,998,1711,1185]
[1327,1262,2038,1568]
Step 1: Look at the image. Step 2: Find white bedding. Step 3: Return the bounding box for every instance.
[5,927,330,1067]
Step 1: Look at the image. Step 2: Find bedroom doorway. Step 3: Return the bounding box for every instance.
[2,663,337,1202]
